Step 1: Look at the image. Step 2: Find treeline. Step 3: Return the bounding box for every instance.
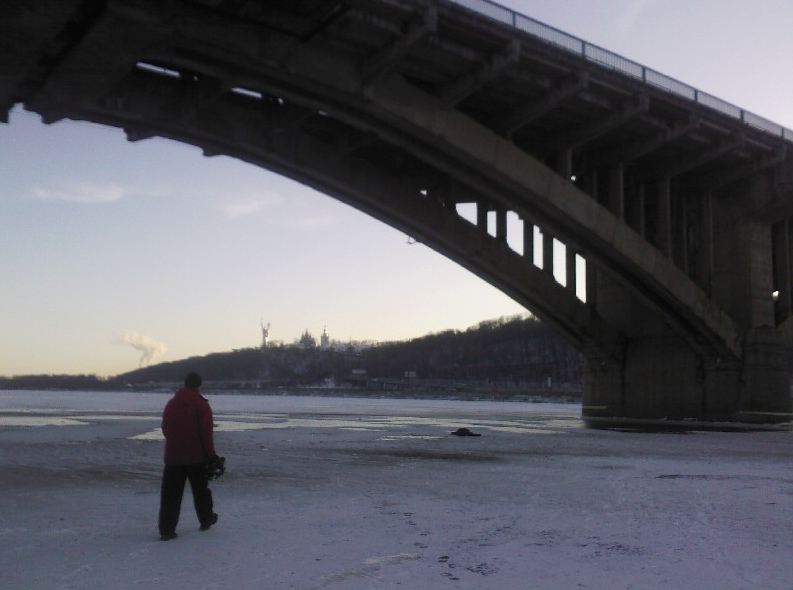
[0,374,110,390]
[115,346,340,385]
[365,315,581,384]
[1,315,583,390]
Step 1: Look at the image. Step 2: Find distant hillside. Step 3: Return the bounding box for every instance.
[1,315,583,394]
[364,315,581,384]
[115,314,582,389]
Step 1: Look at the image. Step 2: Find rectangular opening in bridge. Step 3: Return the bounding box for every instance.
[231,87,263,100]
[455,203,477,226]
[487,211,497,238]
[576,254,586,301]
[507,212,523,255]
[553,239,565,285]
[533,226,543,268]
[135,61,181,79]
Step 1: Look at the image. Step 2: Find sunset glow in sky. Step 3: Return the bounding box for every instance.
[1,0,791,376]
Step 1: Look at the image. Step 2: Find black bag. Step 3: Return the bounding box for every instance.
[204,455,226,480]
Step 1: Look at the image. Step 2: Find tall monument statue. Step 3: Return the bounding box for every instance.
[260,320,271,349]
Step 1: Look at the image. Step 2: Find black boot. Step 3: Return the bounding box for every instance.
[200,513,218,531]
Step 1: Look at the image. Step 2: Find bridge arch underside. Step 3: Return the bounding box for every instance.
[7,0,793,423]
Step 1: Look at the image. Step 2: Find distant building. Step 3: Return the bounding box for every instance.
[298,330,317,349]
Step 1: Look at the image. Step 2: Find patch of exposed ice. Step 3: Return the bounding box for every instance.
[0,416,87,427]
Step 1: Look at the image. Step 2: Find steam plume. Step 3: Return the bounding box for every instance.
[117,331,167,367]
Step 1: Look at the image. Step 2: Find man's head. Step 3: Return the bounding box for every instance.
[184,372,202,389]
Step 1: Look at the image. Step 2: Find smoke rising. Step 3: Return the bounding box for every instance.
[117,331,167,367]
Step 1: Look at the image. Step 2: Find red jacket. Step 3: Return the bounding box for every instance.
[161,387,216,465]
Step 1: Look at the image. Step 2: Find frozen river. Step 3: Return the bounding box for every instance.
[0,390,791,590]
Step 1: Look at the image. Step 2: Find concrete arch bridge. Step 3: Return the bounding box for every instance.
[4,0,793,424]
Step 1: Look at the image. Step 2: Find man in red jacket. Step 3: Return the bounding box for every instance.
[158,372,219,541]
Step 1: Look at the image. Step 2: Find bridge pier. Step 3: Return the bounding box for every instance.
[582,328,792,426]
[583,188,793,426]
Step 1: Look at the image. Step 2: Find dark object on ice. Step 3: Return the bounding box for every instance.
[205,455,226,480]
[450,427,481,437]
[200,512,219,531]
[160,532,177,541]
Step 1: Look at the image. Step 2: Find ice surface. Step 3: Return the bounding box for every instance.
[0,390,791,589]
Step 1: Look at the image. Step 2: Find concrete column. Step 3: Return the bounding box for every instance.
[565,245,576,294]
[557,149,573,179]
[476,201,488,231]
[743,222,774,328]
[712,209,775,330]
[656,176,672,256]
[741,222,775,329]
[637,184,646,238]
[495,208,507,243]
[772,220,791,319]
[698,191,714,295]
[788,219,793,314]
[625,181,646,237]
[608,163,624,219]
[679,194,689,274]
[584,169,599,202]
[542,229,553,276]
[585,258,597,308]
[523,218,534,262]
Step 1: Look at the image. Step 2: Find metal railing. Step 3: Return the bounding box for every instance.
[449,0,793,144]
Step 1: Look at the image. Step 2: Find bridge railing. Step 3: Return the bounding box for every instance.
[449,0,793,144]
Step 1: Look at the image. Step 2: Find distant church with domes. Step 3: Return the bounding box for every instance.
[260,320,332,350]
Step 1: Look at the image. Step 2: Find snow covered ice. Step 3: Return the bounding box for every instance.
[1,390,791,590]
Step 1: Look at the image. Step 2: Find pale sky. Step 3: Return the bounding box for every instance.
[1,0,791,376]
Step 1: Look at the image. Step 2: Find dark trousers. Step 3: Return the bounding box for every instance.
[158,463,214,535]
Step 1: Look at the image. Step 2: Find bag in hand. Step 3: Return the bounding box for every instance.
[204,455,226,480]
